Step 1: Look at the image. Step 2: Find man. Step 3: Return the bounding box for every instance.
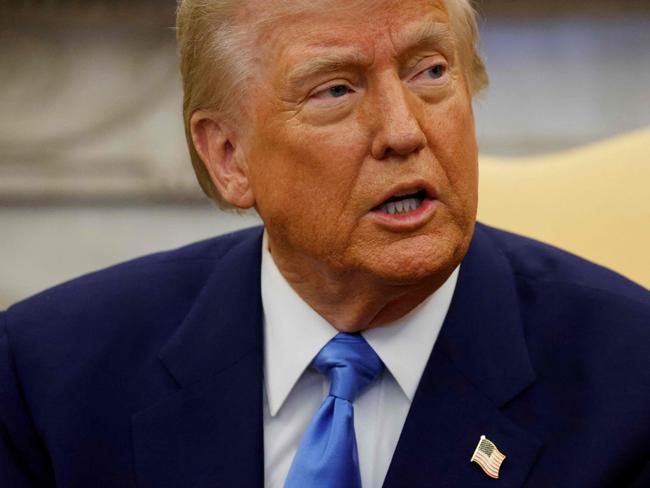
[1,0,649,486]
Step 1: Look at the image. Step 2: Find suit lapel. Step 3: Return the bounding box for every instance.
[132,228,266,488]
[384,224,544,487]
[130,224,543,487]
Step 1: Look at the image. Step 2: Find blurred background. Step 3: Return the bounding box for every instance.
[1,0,649,308]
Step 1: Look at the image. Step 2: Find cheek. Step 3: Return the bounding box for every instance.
[427,96,478,201]
[247,116,368,226]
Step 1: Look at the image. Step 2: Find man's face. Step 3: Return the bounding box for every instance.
[240,0,478,284]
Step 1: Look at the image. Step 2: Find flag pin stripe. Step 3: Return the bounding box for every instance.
[471,435,506,479]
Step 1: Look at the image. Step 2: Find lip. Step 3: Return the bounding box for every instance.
[368,198,437,231]
[371,179,437,210]
[367,179,438,232]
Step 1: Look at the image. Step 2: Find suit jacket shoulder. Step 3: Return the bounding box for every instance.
[5,225,264,356]
[483,223,649,304]
[479,223,650,367]
[1,225,265,487]
[478,224,650,486]
[385,224,650,488]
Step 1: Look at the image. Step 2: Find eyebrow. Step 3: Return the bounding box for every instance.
[395,21,455,57]
[285,22,455,91]
[286,48,370,91]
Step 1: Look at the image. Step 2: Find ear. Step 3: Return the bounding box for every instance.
[190,110,255,209]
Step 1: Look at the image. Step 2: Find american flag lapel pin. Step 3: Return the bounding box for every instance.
[471,435,506,479]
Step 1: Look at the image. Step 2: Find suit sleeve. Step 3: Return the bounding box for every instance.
[0,312,54,487]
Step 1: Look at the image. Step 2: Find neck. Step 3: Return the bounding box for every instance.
[267,238,451,332]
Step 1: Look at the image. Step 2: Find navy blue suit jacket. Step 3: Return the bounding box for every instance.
[1,223,649,487]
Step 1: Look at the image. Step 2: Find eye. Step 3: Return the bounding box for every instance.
[311,83,354,100]
[425,64,446,79]
[327,85,351,98]
[410,61,448,85]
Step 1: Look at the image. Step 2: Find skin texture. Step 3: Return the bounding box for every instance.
[191,0,478,331]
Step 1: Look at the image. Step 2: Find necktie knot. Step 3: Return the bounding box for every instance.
[285,332,383,487]
[312,332,384,402]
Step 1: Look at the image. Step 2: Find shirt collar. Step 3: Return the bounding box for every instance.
[261,231,459,416]
[361,268,458,401]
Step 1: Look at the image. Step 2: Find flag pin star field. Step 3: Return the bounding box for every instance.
[471,435,506,479]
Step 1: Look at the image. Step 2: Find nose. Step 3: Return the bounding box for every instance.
[368,76,427,160]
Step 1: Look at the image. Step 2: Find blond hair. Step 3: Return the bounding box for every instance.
[176,0,489,206]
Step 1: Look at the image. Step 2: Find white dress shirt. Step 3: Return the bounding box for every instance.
[261,233,459,488]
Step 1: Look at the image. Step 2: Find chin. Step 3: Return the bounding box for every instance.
[363,233,464,286]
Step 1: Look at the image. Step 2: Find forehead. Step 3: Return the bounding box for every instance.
[248,0,451,60]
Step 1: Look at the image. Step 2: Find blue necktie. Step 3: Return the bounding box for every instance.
[284,333,384,488]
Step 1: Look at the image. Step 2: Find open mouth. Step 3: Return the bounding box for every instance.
[373,189,430,215]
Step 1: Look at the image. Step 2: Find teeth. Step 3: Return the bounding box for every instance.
[380,198,422,215]
[406,198,419,211]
